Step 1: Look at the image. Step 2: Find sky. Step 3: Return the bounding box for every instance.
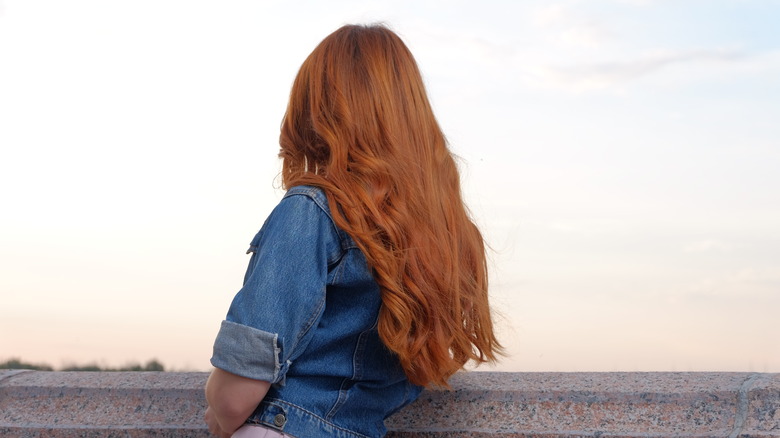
[1,0,778,372]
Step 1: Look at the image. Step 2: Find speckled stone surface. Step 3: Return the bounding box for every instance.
[384,372,780,438]
[0,371,211,437]
[1,371,778,437]
[744,373,780,437]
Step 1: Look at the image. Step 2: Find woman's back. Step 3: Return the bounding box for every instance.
[213,186,420,437]
[205,24,500,438]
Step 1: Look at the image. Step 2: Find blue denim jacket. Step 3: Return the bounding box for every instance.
[211,186,422,438]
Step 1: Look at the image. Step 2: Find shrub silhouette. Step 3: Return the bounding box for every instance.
[1,358,165,371]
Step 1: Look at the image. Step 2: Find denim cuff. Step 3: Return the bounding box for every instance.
[210,320,283,383]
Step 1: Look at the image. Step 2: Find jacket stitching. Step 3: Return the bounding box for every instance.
[263,398,373,438]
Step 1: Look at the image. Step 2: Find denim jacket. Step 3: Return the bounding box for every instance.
[211,186,422,438]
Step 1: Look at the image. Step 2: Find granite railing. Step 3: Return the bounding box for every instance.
[0,370,778,437]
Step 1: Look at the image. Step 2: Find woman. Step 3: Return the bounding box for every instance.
[205,24,501,438]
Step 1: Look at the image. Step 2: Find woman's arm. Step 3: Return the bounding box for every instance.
[204,368,271,437]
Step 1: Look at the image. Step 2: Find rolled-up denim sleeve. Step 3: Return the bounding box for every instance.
[210,189,340,383]
[211,320,281,381]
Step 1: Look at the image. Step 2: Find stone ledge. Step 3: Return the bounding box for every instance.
[0,371,778,437]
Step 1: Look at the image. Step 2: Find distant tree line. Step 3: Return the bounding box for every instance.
[0,358,165,371]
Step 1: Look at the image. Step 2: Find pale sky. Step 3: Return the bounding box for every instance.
[1,0,778,372]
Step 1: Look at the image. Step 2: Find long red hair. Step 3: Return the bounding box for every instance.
[279,24,501,387]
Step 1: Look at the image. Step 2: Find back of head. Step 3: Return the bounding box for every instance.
[280,24,501,387]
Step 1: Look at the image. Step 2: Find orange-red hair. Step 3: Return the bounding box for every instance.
[279,24,501,387]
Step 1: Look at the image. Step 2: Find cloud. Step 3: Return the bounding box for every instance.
[533,4,570,27]
[682,268,780,300]
[546,218,631,237]
[533,4,612,49]
[558,24,611,48]
[530,47,746,92]
[682,239,730,253]
[613,0,655,5]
